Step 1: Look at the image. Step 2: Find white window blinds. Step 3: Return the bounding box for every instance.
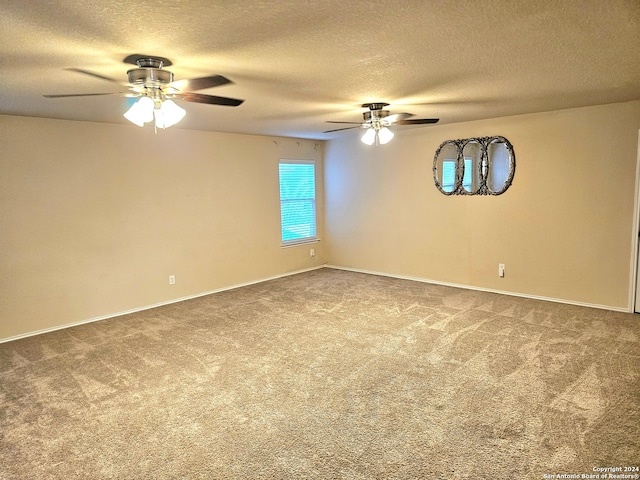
[279,160,317,246]
[442,158,473,192]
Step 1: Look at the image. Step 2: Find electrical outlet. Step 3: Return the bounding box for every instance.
[310,248,315,257]
[169,275,176,285]
[498,264,505,278]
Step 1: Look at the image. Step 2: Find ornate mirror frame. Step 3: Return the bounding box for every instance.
[433,135,515,196]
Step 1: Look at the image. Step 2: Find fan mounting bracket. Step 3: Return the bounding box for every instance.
[362,102,389,111]
[123,54,173,67]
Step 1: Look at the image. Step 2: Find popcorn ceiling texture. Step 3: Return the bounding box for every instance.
[0,1,639,137]
[1,268,638,478]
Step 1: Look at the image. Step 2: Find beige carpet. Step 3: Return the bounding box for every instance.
[1,268,638,479]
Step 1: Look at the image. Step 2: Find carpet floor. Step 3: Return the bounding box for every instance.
[1,268,639,479]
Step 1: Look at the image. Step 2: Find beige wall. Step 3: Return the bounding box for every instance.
[3,101,640,340]
[324,101,640,310]
[0,115,325,340]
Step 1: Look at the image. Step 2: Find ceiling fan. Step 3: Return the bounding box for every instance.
[44,54,244,129]
[325,103,439,145]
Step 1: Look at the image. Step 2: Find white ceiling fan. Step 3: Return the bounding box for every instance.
[44,54,244,129]
[325,103,439,145]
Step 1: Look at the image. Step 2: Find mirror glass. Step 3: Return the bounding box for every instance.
[434,141,459,193]
[433,135,515,196]
[461,140,482,194]
[487,138,512,193]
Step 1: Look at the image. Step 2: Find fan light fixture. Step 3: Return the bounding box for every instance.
[361,127,377,145]
[124,94,185,129]
[361,125,394,146]
[154,99,186,128]
[359,103,395,146]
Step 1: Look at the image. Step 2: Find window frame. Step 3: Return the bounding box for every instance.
[278,159,318,247]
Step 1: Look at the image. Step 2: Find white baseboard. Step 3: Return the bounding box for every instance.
[0,266,325,344]
[3,264,632,344]
[325,264,632,313]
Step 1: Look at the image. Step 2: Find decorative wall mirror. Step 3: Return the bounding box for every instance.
[433,136,515,195]
[433,140,459,195]
[486,137,514,194]
[461,139,482,194]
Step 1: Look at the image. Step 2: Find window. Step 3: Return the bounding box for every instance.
[462,157,473,191]
[279,160,317,246]
[442,158,473,192]
[442,160,456,192]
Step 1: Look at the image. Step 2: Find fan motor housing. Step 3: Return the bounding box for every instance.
[363,110,389,122]
[127,67,174,86]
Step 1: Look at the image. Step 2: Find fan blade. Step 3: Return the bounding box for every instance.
[176,92,244,106]
[43,92,121,98]
[66,68,123,84]
[325,121,364,125]
[382,112,413,123]
[324,126,361,133]
[166,75,232,92]
[395,118,439,125]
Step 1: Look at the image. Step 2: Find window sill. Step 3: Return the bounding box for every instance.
[281,238,319,248]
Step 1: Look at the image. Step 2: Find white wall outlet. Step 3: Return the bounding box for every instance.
[310,248,315,257]
[498,264,505,278]
[169,275,176,285]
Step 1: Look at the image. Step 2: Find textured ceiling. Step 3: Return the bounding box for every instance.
[1,0,639,140]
